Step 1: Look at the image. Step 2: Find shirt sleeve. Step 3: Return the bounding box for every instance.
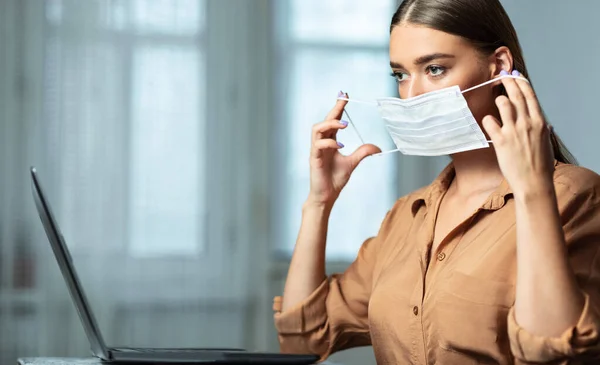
[508,177,600,364]
[508,293,600,364]
[272,200,404,361]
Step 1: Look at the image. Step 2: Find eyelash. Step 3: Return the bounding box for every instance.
[390,65,447,83]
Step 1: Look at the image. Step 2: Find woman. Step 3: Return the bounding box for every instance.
[272,0,600,364]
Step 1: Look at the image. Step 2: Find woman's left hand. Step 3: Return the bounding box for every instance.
[482,70,556,198]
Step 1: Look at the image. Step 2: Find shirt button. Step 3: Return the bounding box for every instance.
[437,252,446,261]
[413,306,419,315]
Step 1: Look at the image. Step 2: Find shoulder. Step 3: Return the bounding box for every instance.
[553,163,600,205]
[552,164,600,255]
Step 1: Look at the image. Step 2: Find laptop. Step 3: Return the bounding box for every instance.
[30,167,319,364]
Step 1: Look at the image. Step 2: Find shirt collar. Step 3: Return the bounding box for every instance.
[477,159,560,210]
[407,160,562,216]
[410,163,455,216]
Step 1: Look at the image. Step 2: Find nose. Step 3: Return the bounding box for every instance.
[402,79,426,99]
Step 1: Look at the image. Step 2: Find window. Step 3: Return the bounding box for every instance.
[129,45,204,257]
[43,0,206,256]
[274,0,400,261]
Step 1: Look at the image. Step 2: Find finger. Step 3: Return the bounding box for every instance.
[495,95,516,128]
[314,119,348,134]
[312,119,349,143]
[501,73,529,118]
[333,93,351,142]
[490,70,509,87]
[311,138,343,159]
[347,144,382,170]
[482,115,503,143]
[325,91,349,121]
[332,98,350,140]
[512,71,544,123]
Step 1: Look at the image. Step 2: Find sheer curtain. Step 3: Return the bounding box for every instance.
[0,1,450,364]
[272,0,401,262]
[43,0,206,258]
[0,0,269,362]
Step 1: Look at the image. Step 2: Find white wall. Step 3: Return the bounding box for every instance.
[501,0,600,172]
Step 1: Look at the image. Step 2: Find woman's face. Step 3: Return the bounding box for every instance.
[389,23,502,124]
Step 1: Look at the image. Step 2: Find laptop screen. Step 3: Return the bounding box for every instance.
[30,167,111,360]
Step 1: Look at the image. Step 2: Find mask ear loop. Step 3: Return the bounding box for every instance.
[341,108,365,145]
[338,97,404,156]
[373,148,401,156]
[338,96,415,156]
[461,75,528,145]
[461,74,529,94]
[337,97,378,146]
[342,107,403,156]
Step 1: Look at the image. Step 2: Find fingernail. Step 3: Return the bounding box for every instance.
[499,70,509,76]
[511,70,520,76]
[337,90,344,97]
[340,120,349,126]
[337,141,344,148]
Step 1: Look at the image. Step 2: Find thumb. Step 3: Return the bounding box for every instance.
[348,143,382,169]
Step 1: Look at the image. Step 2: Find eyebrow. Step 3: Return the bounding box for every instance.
[390,53,456,69]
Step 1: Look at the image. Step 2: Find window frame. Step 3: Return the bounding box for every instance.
[38,0,262,305]
[42,0,209,259]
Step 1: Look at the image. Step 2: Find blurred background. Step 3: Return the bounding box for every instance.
[1,1,599,364]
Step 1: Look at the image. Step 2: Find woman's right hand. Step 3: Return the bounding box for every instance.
[307,91,382,208]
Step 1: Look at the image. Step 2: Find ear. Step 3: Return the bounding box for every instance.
[488,46,514,78]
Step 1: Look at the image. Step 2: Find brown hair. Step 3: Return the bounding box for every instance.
[391,0,577,165]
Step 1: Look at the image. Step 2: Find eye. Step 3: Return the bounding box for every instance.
[426,65,446,77]
[390,71,408,83]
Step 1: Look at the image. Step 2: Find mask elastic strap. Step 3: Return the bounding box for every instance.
[336,97,378,106]
[373,148,401,156]
[461,74,530,94]
[341,108,365,144]
[336,97,377,145]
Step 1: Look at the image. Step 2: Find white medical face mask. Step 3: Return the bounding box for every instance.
[338,74,529,157]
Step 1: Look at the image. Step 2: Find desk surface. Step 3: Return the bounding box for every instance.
[18,358,339,365]
[19,360,100,365]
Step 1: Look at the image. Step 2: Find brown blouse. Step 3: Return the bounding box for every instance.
[273,162,600,364]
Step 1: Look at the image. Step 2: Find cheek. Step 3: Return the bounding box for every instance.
[464,87,497,124]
